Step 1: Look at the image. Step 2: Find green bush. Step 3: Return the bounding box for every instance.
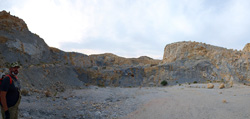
[161,80,168,86]
[193,81,198,84]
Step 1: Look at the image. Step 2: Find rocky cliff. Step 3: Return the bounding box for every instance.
[243,43,250,52]
[0,11,161,91]
[0,11,84,92]
[160,41,250,85]
[0,11,250,91]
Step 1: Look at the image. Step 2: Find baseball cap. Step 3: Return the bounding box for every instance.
[9,62,20,68]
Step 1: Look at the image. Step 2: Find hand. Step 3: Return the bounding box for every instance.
[4,110,10,119]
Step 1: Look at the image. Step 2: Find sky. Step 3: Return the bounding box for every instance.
[1,0,250,59]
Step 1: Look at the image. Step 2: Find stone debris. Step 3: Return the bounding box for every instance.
[219,83,225,89]
[207,83,214,89]
[229,81,234,87]
[44,90,51,97]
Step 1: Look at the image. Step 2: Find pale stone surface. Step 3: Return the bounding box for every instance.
[162,41,250,85]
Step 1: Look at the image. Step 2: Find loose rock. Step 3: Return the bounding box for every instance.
[229,81,233,87]
[219,83,225,89]
[207,83,214,89]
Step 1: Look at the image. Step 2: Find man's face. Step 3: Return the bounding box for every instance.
[10,67,19,75]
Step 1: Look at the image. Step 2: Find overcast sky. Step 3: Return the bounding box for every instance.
[1,0,250,59]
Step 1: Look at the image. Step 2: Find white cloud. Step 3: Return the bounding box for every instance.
[9,0,88,48]
[1,0,250,59]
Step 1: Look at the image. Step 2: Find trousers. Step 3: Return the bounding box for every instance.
[1,95,21,119]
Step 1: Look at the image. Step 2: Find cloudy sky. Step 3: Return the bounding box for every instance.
[1,0,250,59]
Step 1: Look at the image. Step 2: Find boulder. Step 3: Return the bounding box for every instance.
[228,81,233,87]
[207,83,214,89]
[219,83,225,89]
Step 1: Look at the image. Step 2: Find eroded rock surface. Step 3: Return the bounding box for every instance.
[0,10,250,91]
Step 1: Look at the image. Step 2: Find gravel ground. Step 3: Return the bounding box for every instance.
[18,86,166,119]
[123,84,250,119]
[3,83,250,119]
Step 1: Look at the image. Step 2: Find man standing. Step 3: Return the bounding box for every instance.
[0,62,21,119]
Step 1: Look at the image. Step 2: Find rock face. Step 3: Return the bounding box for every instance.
[161,41,250,85]
[0,11,161,90]
[0,11,86,91]
[0,10,51,66]
[0,10,250,90]
[0,11,28,32]
[243,43,250,52]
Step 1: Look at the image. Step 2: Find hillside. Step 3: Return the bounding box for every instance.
[0,10,250,93]
[0,11,160,92]
[161,41,250,85]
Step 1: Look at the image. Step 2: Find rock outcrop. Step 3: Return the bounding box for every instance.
[243,43,250,52]
[0,10,28,32]
[0,10,51,66]
[160,41,250,85]
[0,11,161,90]
[0,10,250,91]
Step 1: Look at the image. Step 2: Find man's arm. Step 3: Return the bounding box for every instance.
[1,91,8,111]
[0,77,10,111]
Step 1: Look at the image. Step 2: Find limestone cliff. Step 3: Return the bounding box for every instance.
[0,10,28,32]
[160,41,250,85]
[0,10,51,66]
[0,11,161,90]
[74,42,250,87]
[0,11,250,90]
[0,11,84,91]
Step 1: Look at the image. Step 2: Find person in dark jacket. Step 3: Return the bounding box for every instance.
[0,62,21,119]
